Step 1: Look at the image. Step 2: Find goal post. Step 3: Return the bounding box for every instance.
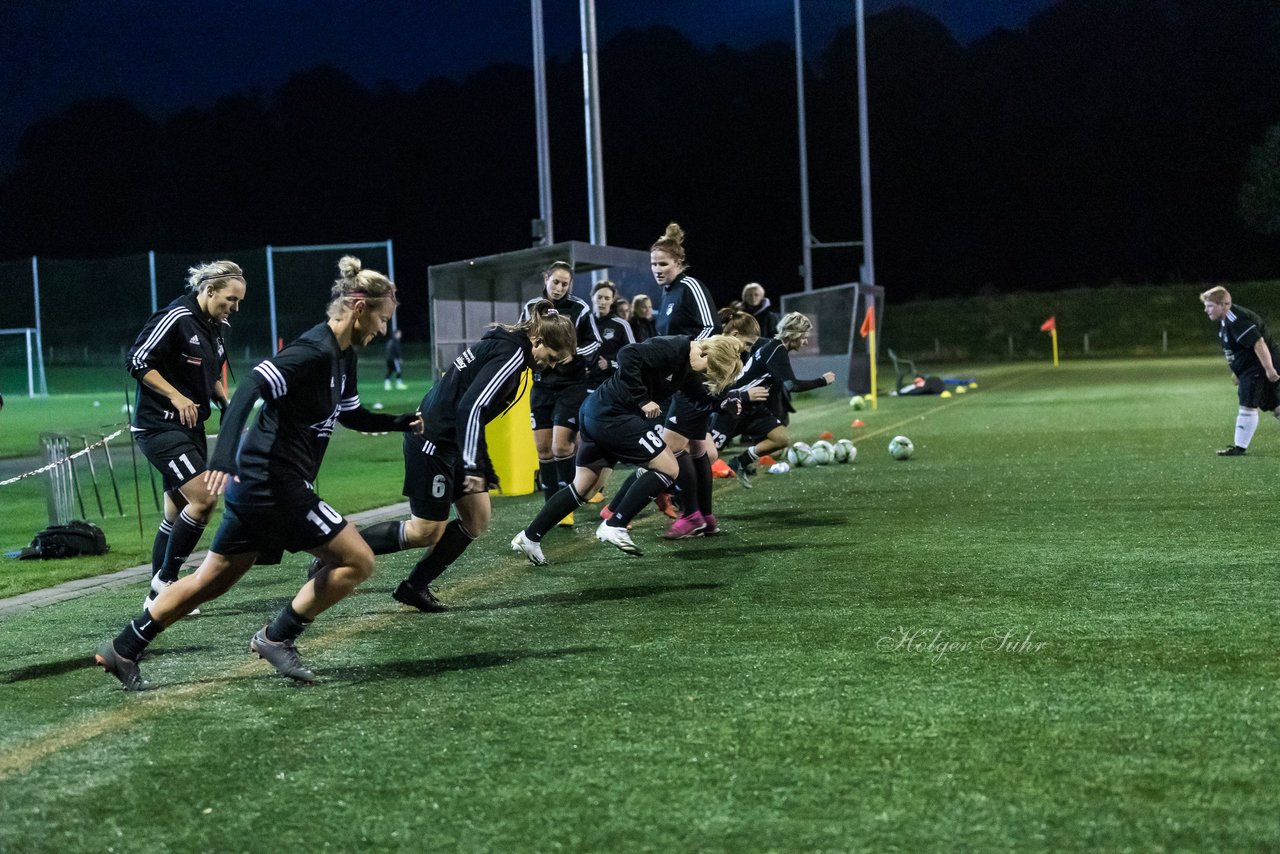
[0,327,48,397]
[779,281,884,396]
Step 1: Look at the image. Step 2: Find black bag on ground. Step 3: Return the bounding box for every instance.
[18,521,110,560]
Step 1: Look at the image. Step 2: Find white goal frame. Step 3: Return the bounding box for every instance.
[0,327,48,397]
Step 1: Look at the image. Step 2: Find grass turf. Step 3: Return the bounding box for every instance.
[0,357,1276,851]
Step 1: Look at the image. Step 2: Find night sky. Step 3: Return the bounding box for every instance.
[0,0,1056,172]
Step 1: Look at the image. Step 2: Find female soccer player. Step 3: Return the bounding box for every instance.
[126,260,246,612]
[342,300,577,612]
[718,311,836,486]
[521,261,592,518]
[96,256,423,690]
[580,280,635,392]
[629,294,658,343]
[510,333,744,565]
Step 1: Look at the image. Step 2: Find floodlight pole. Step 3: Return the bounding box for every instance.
[856,0,876,287]
[265,245,279,353]
[794,0,814,293]
[532,0,554,245]
[581,0,606,244]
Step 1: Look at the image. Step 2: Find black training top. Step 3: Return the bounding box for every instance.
[520,292,590,389]
[416,326,534,475]
[729,338,827,418]
[590,335,717,418]
[126,292,228,432]
[1217,304,1278,376]
[656,274,717,339]
[211,322,414,503]
[579,312,636,388]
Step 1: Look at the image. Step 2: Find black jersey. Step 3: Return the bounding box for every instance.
[417,327,533,474]
[126,292,228,432]
[729,338,827,418]
[578,312,635,388]
[656,274,717,339]
[629,315,657,342]
[1218,305,1278,376]
[520,293,590,389]
[590,335,714,417]
[211,322,411,502]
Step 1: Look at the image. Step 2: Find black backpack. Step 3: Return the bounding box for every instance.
[19,520,110,560]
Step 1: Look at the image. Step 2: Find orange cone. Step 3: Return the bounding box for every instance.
[851,419,866,428]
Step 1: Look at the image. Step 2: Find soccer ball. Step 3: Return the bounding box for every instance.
[833,439,856,464]
[888,435,914,460]
[811,439,835,465]
[786,442,814,468]
[768,461,791,474]
[849,395,865,410]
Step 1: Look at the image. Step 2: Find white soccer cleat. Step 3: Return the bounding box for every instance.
[510,531,549,566]
[596,521,643,556]
[144,577,200,616]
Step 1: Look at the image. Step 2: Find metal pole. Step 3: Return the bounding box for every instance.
[148,249,158,312]
[580,0,606,244]
[532,0,554,245]
[856,0,876,287]
[31,255,48,395]
[82,436,105,517]
[386,239,398,333]
[101,432,125,515]
[265,245,279,352]
[795,0,814,293]
[25,328,35,397]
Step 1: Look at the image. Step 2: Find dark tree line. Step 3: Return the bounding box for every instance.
[1,0,1278,338]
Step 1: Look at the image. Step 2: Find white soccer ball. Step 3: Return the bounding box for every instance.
[768,461,791,474]
[810,442,833,465]
[833,439,857,464]
[888,435,915,460]
[120,403,133,415]
[786,442,814,468]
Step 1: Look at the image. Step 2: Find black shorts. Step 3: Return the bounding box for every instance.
[1237,368,1280,410]
[664,391,713,440]
[530,382,589,432]
[710,407,783,449]
[133,427,208,491]
[211,488,349,565]
[403,437,467,521]
[578,408,667,470]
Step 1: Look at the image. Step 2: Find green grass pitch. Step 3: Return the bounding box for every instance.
[0,357,1276,851]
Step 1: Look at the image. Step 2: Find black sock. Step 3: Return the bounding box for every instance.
[607,470,639,512]
[693,453,713,516]
[526,485,586,542]
[738,447,759,467]
[265,603,312,644]
[158,508,205,584]
[612,470,675,525]
[360,520,405,555]
[114,610,165,661]
[150,520,172,577]
[405,520,476,589]
[538,460,558,502]
[554,456,576,493]
[674,451,698,516]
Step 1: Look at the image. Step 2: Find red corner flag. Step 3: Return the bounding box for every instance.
[860,305,876,338]
[1040,316,1056,332]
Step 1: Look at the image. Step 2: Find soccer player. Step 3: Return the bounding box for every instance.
[511,334,744,565]
[1201,285,1280,456]
[629,294,658,343]
[580,280,635,392]
[716,311,836,486]
[326,300,577,612]
[384,327,407,390]
[126,260,246,613]
[521,261,593,521]
[738,282,779,338]
[649,222,721,537]
[96,256,423,690]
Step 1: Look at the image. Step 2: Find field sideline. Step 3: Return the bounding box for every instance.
[1,358,1276,851]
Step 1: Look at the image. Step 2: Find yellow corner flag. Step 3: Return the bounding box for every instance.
[860,305,878,409]
[1040,316,1059,367]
